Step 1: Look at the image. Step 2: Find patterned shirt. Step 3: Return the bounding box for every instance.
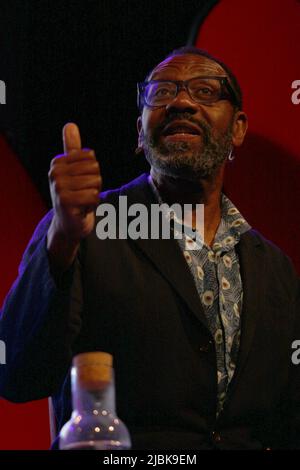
[148,175,251,413]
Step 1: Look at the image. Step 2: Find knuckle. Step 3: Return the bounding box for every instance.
[84,148,96,157]
[59,191,69,206]
[49,159,66,180]
[67,149,79,158]
[77,150,91,159]
[48,167,57,181]
[53,179,64,193]
[93,191,100,202]
[50,154,64,167]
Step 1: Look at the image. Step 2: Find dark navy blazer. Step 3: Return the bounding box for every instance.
[1,173,300,449]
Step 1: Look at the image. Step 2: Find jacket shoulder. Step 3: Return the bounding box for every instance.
[241,228,299,289]
[99,173,150,203]
[245,229,293,262]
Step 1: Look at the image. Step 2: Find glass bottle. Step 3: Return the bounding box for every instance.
[59,351,131,450]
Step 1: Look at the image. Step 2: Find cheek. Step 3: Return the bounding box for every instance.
[208,116,234,140]
[203,104,234,132]
[142,109,164,134]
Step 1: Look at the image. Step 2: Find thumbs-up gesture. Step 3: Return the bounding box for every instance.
[47,123,102,271]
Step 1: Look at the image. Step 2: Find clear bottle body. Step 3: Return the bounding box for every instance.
[59,357,131,450]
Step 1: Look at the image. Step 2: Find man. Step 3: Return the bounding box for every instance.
[0,46,299,449]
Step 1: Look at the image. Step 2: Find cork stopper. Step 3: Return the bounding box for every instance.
[73,351,113,390]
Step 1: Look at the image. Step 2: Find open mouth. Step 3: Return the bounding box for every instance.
[161,121,202,141]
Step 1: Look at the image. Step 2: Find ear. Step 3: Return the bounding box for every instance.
[136,116,143,148]
[231,111,248,147]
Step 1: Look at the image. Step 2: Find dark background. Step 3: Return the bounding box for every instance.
[0,0,207,205]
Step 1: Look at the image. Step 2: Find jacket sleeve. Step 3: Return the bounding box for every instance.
[0,211,83,402]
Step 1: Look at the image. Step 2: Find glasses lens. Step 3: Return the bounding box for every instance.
[144,81,176,106]
[189,78,222,104]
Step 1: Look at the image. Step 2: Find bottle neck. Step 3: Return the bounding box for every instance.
[72,369,116,414]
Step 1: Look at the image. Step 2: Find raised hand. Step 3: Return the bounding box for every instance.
[47,123,102,271]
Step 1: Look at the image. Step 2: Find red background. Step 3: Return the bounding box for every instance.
[0,135,50,449]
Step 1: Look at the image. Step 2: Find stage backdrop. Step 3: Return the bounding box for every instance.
[0,135,50,449]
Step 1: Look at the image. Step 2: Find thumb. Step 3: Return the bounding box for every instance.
[63,122,82,154]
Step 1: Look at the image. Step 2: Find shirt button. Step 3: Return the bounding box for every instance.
[199,340,213,353]
[212,431,221,443]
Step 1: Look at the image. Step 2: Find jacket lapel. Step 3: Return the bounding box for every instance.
[117,175,267,363]
[116,174,268,385]
[119,173,209,330]
[225,229,267,400]
[134,237,209,328]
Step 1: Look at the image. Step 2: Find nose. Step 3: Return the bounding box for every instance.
[165,88,199,115]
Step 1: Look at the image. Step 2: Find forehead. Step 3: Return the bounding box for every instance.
[149,54,226,81]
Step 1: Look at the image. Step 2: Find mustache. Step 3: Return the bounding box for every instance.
[151,112,211,145]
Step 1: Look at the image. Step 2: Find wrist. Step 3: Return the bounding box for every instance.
[47,217,80,273]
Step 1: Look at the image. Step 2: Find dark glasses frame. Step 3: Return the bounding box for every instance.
[137,76,239,111]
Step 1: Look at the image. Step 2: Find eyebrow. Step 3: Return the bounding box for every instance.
[148,73,228,83]
[150,64,226,80]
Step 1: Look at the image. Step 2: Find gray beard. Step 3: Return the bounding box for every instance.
[141,114,233,182]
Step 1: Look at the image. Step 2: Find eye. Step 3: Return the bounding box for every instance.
[194,86,214,97]
[145,82,175,103]
[200,87,213,94]
[155,87,172,96]
[152,85,173,98]
[189,79,220,101]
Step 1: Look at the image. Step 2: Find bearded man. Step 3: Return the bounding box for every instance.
[0,47,299,450]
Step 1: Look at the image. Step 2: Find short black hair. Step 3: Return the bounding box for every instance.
[145,46,243,110]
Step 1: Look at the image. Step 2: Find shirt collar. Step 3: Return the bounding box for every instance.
[148,174,251,253]
[212,193,251,253]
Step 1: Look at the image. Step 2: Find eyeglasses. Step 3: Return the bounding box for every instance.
[137,76,239,110]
